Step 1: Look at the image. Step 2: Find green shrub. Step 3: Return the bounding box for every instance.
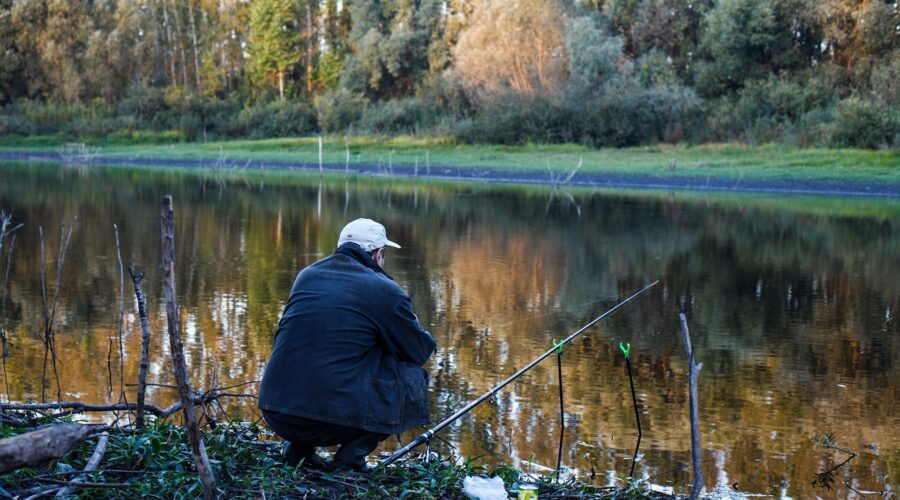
[106,129,186,144]
[316,89,367,133]
[60,115,141,139]
[232,101,318,139]
[357,98,441,134]
[0,113,38,136]
[831,97,899,148]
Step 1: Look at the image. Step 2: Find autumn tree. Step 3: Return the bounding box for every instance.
[452,0,570,100]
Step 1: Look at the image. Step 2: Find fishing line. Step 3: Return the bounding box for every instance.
[473,293,639,334]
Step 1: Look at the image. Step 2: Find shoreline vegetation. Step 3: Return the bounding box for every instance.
[1,137,898,197]
[0,414,677,499]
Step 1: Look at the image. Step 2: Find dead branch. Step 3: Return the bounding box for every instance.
[1,389,253,420]
[128,266,153,431]
[1,229,19,420]
[55,431,110,497]
[38,219,75,403]
[37,478,130,489]
[0,423,101,474]
[679,313,704,500]
[161,195,217,499]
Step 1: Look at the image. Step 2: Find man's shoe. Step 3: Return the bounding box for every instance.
[333,460,376,474]
[281,442,333,471]
[298,453,335,471]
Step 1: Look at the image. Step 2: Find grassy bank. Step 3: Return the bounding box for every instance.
[1,136,898,186]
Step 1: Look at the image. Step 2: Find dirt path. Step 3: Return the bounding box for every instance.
[2,150,898,197]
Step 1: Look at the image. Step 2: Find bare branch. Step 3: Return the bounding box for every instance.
[161,195,217,499]
[113,225,126,405]
[128,267,153,431]
[679,313,705,500]
[55,432,110,497]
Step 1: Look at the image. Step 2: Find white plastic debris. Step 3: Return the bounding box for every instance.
[462,475,507,500]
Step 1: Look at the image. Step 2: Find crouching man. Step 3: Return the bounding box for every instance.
[258,218,436,472]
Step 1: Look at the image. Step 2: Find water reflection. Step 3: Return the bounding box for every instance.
[0,162,897,497]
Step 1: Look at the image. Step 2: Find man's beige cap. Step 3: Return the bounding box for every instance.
[337,218,401,252]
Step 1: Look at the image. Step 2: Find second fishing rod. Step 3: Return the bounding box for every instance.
[382,279,660,467]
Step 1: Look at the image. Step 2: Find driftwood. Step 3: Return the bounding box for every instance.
[128,267,153,431]
[678,313,704,500]
[161,195,217,500]
[0,423,99,474]
[55,431,109,497]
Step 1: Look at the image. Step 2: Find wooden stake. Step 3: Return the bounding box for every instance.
[161,195,217,499]
[678,313,704,500]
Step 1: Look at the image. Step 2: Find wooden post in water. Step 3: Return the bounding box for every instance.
[678,313,704,500]
[128,267,152,431]
[161,195,217,500]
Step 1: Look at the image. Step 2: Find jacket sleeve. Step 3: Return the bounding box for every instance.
[380,294,436,365]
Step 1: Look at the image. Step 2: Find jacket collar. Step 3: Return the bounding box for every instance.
[334,243,394,280]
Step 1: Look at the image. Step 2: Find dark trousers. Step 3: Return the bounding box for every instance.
[262,410,387,466]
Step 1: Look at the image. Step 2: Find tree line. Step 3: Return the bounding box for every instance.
[0,0,898,148]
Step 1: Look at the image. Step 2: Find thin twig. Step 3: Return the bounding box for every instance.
[113,225,126,405]
[39,225,49,402]
[34,479,129,489]
[1,390,253,420]
[1,232,18,408]
[38,220,76,403]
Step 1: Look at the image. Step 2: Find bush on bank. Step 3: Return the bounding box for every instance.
[1,77,897,150]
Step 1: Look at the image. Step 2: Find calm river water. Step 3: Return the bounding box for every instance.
[0,162,897,497]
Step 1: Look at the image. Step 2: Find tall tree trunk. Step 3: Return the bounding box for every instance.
[161,0,176,84]
[169,0,189,87]
[306,1,314,93]
[278,71,285,100]
[219,0,228,83]
[149,0,164,84]
[189,0,202,89]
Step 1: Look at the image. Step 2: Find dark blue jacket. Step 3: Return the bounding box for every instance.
[258,243,436,435]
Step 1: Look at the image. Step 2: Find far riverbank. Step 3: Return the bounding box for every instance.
[1,138,898,196]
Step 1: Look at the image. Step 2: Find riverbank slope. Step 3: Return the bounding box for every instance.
[1,138,898,196]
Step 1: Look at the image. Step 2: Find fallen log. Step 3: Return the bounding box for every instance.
[0,423,100,474]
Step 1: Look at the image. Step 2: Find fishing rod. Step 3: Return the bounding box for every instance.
[382,280,660,467]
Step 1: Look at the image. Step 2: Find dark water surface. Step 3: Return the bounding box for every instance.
[0,162,897,497]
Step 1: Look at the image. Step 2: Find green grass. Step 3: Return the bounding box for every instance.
[1,135,898,185]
